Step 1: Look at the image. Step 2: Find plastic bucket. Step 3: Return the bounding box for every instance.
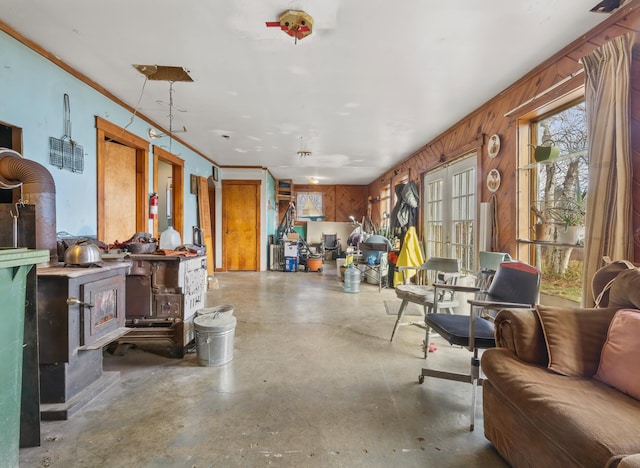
[196,304,234,317]
[194,313,237,367]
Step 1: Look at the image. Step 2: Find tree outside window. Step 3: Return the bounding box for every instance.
[530,101,588,303]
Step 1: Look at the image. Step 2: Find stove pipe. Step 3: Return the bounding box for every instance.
[0,148,57,263]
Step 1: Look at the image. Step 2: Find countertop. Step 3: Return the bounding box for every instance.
[37,261,131,278]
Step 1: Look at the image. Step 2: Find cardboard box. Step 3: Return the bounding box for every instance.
[287,232,300,241]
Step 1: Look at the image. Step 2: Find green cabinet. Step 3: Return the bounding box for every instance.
[0,248,48,468]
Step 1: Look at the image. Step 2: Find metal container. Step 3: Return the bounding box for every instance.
[63,242,102,266]
[196,304,234,317]
[194,312,237,367]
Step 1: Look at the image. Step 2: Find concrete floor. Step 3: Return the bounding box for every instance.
[20,263,508,467]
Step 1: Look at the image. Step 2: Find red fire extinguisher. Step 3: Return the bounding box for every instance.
[149,192,158,219]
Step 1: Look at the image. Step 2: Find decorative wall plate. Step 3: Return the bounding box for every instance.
[488,134,501,158]
[487,169,501,192]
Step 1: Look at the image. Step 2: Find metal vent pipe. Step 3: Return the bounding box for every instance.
[0,148,57,263]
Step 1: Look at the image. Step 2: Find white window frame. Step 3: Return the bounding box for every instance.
[422,154,477,273]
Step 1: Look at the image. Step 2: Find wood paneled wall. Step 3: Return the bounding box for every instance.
[369,4,640,262]
[278,184,368,226]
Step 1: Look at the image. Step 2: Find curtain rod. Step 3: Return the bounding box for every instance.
[504,68,584,118]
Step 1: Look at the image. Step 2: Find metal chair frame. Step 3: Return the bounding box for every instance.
[321,233,340,260]
[389,257,462,357]
[420,261,541,431]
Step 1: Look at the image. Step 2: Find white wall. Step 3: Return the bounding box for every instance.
[306,221,354,246]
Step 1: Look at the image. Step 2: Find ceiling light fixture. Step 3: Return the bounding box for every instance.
[265,10,313,44]
[133,64,193,153]
[307,176,319,184]
[148,125,187,140]
[297,136,311,158]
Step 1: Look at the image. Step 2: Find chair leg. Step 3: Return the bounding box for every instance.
[423,305,431,359]
[469,353,480,432]
[390,299,409,342]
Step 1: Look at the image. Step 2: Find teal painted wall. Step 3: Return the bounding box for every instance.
[266,172,276,241]
[0,31,213,242]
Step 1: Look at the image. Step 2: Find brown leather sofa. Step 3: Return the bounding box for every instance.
[481,306,640,467]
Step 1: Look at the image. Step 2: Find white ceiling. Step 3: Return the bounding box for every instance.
[1,1,610,185]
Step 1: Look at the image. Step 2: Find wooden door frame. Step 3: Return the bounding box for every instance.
[0,120,22,152]
[221,179,261,271]
[96,116,149,241]
[153,145,184,240]
[208,177,216,270]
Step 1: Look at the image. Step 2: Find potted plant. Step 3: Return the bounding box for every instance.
[549,196,586,245]
[530,204,552,241]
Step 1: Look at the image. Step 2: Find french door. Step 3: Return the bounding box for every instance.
[423,154,477,273]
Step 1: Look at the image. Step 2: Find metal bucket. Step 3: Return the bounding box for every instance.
[196,304,234,317]
[194,313,237,367]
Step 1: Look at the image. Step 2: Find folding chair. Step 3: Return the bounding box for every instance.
[321,233,340,260]
[390,257,461,357]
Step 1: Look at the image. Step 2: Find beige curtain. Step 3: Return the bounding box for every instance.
[581,32,635,307]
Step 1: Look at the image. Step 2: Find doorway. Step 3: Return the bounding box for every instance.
[153,145,184,240]
[422,154,477,273]
[222,180,260,271]
[96,117,148,244]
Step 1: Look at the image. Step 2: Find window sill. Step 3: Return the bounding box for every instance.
[516,238,584,248]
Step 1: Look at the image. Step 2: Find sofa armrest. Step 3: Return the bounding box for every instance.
[616,454,640,468]
[493,308,548,366]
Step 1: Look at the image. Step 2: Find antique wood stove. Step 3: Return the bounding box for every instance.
[122,254,207,357]
[37,262,130,419]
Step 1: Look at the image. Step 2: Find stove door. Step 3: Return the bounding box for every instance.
[79,274,126,347]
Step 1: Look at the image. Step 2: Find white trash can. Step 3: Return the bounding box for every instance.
[194,312,237,367]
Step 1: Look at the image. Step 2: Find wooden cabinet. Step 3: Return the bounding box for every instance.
[276,179,294,202]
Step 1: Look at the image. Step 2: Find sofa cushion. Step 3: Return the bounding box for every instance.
[482,348,640,467]
[595,309,640,400]
[535,305,617,377]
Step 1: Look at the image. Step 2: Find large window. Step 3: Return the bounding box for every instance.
[378,183,391,238]
[523,101,588,303]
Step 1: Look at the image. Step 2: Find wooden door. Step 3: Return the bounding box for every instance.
[222,181,260,271]
[103,141,137,243]
[96,117,148,245]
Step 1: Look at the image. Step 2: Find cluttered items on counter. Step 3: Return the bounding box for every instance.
[111,231,158,254]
